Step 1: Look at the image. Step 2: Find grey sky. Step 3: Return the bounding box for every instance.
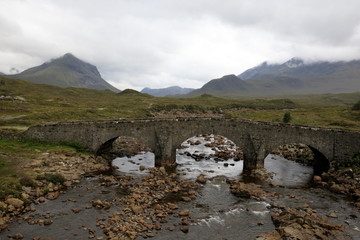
[1,0,360,90]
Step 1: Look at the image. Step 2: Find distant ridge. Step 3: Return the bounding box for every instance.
[141,86,194,97]
[186,58,360,98]
[5,53,119,92]
[238,57,359,80]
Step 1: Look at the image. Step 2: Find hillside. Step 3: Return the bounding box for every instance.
[238,58,360,80]
[141,86,194,97]
[188,58,360,98]
[5,53,119,92]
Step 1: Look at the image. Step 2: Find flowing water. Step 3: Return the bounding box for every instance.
[1,135,360,239]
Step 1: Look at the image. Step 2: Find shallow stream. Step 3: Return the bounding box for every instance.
[1,135,359,239]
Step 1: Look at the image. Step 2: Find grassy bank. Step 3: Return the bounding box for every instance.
[2,77,360,131]
[0,139,81,200]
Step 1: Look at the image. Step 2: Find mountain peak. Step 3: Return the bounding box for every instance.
[63,52,75,58]
[6,54,119,92]
[284,57,304,68]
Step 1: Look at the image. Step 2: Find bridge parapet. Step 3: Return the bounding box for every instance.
[24,118,360,172]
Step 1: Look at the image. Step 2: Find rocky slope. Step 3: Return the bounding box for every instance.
[188,58,360,97]
[5,53,119,92]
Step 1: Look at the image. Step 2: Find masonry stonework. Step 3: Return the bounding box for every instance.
[24,118,360,172]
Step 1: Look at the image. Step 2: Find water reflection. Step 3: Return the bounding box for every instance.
[265,154,313,187]
[112,152,155,175]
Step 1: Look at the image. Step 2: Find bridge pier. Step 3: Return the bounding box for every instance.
[154,129,177,167]
[154,148,176,167]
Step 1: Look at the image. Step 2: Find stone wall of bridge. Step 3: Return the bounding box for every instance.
[24,118,360,172]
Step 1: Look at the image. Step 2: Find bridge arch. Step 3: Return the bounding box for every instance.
[97,135,153,159]
[264,142,330,175]
[24,118,360,171]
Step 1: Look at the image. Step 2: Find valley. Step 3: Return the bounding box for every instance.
[1,56,360,240]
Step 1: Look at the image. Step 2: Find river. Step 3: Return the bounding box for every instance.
[1,135,359,239]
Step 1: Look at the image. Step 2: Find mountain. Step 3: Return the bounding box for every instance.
[141,86,194,97]
[187,58,360,98]
[238,57,359,80]
[5,53,119,92]
[188,75,248,96]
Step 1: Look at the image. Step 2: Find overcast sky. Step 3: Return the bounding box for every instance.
[1,0,360,90]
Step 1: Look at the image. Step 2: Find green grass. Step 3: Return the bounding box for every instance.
[0,77,301,127]
[228,107,360,131]
[0,138,84,200]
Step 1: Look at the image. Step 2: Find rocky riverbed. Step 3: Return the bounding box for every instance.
[1,135,360,239]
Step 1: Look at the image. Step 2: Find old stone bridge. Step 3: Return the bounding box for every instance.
[24,118,360,173]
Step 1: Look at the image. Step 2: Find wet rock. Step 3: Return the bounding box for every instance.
[46,191,60,200]
[256,230,281,240]
[181,196,191,202]
[180,225,189,233]
[159,166,167,175]
[313,175,322,181]
[196,174,206,184]
[12,233,24,239]
[230,181,269,200]
[155,221,161,230]
[326,212,338,218]
[71,208,82,214]
[179,209,189,217]
[63,181,72,187]
[272,208,344,239]
[44,219,53,225]
[167,203,179,210]
[182,217,189,225]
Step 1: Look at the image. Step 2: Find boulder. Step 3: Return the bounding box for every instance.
[230,181,268,199]
[196,174,206,184]
[272,208,344,239]
[0,217,7,230]
[5,198,24,209]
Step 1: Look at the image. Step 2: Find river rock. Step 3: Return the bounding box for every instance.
[180,225,189,233]
[71,208,82,213]
[326,212,338,218]
[0,217,7,230]
[230,181,268,200]
[5,198,24,209]
[131,205,143,215]
[167,203,179,210]
[46,191,60,200]
[179,209,189,216]
[272,208,344,239]
[313,175,322,181]
[196,174,206,184]
[256,230,281,240]
[12,233,24,239]
[181,196,191,202]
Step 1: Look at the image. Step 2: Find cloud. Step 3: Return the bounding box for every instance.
[1,0,360,90]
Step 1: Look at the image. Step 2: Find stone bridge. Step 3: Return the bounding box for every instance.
[24,118,360,173]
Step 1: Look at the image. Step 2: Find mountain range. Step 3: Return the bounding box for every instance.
[5,53,119,92]
[141,86,194,97]
[188,58,360,97]
[4,54,360,98]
